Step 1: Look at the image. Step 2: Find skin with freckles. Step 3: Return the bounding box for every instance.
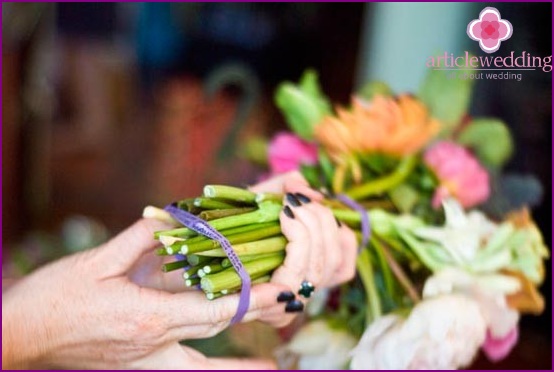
[2,171,357,369]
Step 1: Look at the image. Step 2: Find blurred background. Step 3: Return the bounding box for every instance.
[2,2,551,369]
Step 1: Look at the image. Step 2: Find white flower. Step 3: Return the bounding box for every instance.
[276,320,357,370]
[423,268,520,339]
[350,295,487,370]
[413,198,497,264]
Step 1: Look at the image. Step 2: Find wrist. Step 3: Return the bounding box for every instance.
[2,283,51,369]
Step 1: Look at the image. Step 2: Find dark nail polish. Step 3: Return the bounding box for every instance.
[285,299,304,313]
[285,193,301,207]
[295,193,311,204]
[283,205,295,219]
[335,217,342,227]
[277,291,295,302]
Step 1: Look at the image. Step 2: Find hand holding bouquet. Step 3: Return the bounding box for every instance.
[145,171,358,327]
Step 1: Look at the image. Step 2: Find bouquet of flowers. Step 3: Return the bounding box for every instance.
[147,68,549,369]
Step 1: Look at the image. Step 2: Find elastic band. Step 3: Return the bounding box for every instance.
[336,194,371,251]
[164,203,251,324]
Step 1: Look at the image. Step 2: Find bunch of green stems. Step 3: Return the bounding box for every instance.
[149,185,290,300]
[147,185,410,314]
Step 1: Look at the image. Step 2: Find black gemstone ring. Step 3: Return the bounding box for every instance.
[298,280,315,298]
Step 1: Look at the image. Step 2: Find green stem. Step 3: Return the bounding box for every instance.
[197,236,287,257]
[155,202,282,238]
[199,207,256,221]
[183,265,202,279]
[222,273,272,293]
[356,248,382,325]
[202,261,225,274]
[332,208,365,227]
[186,254,213,267]
[201,254,285,293]
[370,237,396,299]
[162,260,188,272]
[255,192,283,203]
[377,237,421,304]
[185,277,200,287]
[203,185,258,203]
[221,252,284,268]
[193,197,238,210]
[180,225,283,254]
[345,155,418,200]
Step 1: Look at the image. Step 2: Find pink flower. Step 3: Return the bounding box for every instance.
[268,132,318,175]
[424,141,490,208]
[482,326,519,362]
[467,7,513,53]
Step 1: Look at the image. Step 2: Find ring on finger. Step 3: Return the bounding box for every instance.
[298,280,315,298]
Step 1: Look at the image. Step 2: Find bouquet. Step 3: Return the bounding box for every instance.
[146,68,549,369]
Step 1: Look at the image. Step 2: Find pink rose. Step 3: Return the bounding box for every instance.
[268,132,319,175]
[424,141,490,208]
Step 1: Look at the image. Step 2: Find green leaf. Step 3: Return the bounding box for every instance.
[357,81,394,101]
[457,118,514,168]
[418,68,474,135]
[274,70,331,139]
[299,69,332,114]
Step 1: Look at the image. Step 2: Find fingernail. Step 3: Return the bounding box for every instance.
[285,193,301,207]
[295,193,311,204]
[285,299,304,313]
[277,291,295,302]
[283,205,295,219]
[335,217,342,227]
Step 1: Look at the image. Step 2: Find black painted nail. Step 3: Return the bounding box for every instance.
[283,205,295,219]
[277,291,295,303]
[286,193,301,207]
[335,217,342,227]
[285,299,304,313]
[295,193,311,204]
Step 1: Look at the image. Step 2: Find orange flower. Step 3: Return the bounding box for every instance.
[315,95,441,159]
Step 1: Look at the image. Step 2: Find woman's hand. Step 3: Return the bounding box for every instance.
[127,171,358,330]
[2,218,289,369]
[250,171,358,327]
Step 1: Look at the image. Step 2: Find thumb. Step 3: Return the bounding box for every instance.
[98,218,173,275]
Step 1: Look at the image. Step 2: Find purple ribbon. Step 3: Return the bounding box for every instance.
[336,194,371,251]
[164,203,251,324]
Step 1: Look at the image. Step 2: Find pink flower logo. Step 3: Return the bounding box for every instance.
[467,7,513,54]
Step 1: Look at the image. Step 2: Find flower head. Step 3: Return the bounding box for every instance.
[424,141,490,208]
[350,295,487,370]
[423,268,521,362]
[414,198,498,265]
[268,132,319,175]
[314,95,440,160]
[277,320,358,370]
